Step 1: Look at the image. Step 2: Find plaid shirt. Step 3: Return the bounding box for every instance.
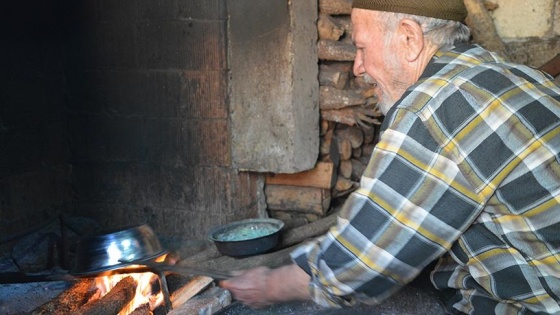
[292,44,560,314]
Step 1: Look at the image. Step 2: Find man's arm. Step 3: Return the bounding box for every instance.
[219,263,311,308]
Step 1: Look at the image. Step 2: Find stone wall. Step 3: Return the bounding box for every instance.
[0,1,73,241]
[64,0,261,239]
[0,0,320,244]
[490,0,560,67]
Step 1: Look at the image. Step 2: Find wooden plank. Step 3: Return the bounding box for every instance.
[265,184,331,216]
[170,276,214,310]
[266,162,335,189]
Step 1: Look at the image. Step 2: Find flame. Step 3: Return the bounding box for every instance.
[94,255,167,315]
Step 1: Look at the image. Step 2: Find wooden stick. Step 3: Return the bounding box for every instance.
[464,0,509,58]
[203,246,297,271]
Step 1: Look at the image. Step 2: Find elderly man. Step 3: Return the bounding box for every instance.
[221,0,560,314]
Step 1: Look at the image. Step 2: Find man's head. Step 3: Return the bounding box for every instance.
[351,0,470,114]
[352,0,468,22]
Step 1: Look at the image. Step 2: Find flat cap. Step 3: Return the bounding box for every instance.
[352,0,468,22]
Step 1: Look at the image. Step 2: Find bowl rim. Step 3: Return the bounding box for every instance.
[207,218,284,243]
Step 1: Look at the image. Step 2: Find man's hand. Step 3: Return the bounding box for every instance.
[219,264,312,309]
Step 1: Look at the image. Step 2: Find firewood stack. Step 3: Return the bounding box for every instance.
[265,0,383,227]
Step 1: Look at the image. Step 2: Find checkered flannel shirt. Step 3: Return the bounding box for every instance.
[291,44,560,314]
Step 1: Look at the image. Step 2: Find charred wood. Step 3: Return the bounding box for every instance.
[129,304,151,315]
[32,279,97,315]
[71,276,136,315]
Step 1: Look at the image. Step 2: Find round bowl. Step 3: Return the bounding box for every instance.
[72,224,167,276]
[208,218,284,257]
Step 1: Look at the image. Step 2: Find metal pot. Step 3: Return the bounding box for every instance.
[72,224,167,276]
[208,218,284,257]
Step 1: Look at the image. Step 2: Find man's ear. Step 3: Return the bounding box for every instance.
[397,18,424,62]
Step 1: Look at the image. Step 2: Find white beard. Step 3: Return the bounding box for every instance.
[363,73,395,115]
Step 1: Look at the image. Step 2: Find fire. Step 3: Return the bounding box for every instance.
[94,255,168,315]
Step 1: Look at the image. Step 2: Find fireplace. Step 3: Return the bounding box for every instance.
[0,0,393,310]
[0,0,319,245]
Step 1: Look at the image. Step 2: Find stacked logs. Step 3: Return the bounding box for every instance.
[265,0,382,226]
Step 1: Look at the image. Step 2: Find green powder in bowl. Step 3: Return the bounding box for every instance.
[217,223,278,242]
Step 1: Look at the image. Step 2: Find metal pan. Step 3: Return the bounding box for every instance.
[71,224,167,277]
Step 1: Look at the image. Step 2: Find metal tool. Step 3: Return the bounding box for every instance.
[119,259,234,280]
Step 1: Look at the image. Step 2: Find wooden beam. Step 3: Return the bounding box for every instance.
[265,162,335,189]
[319,0,352,15]
[265,185,331,216]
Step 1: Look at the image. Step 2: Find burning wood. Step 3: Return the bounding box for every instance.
[128,304,151,315]
[71,276,137,315]
[31,279,97,315]
[30,271,222,315]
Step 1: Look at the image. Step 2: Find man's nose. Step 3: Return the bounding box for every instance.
[353,51,364,77]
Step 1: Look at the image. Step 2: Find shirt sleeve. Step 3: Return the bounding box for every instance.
[291,107,484,307]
